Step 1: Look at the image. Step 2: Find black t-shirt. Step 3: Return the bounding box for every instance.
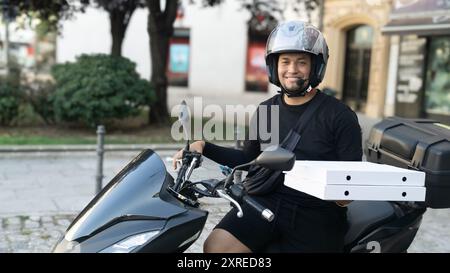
[203,91,363,205]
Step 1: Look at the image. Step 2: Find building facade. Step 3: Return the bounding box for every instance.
[321,0,392,118]
[382,0,450,125]
[322,0,450,124]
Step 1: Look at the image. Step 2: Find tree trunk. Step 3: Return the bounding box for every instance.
[147,0,178,125]
[110,9,127,57]
[148,18,170,124]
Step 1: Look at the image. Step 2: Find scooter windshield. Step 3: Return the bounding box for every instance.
[65,149,186,241]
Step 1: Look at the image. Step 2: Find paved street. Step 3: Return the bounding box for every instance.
[0,149,449,253]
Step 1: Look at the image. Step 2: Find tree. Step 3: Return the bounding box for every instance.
[146,0,178,124]
[51,54,155,127]
[1,0,89,31]
[145,0,320,125]
[93,0,145,57]
[4,0,144,57]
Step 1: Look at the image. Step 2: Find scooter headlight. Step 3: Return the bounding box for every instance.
[99,230,160,253]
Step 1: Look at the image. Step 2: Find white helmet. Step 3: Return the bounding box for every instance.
[265,21,329,91]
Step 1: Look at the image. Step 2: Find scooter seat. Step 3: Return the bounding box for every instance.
[344,201,396,246]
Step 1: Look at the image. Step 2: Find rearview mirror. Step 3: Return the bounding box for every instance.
[178,100,190,140]
[224,146,296,187]
[254,146,295,171]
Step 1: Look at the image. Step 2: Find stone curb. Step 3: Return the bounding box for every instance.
[0,142,237,153]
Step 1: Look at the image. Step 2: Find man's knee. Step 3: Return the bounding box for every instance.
[203,232,216,253]
[203,229,251,253]
[203,229,225,253]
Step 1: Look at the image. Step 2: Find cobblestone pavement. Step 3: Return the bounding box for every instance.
[0,151,449,253]
[1,203,448,253]
[0,205,228,253]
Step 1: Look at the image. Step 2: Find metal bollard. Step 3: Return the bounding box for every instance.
[96,125,105,194]
[235,125,243,149]
[234,124,242,183]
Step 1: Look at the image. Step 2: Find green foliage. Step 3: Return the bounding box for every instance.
[0,77,23,126]
[23,79,56,125]
[51,54,155,127]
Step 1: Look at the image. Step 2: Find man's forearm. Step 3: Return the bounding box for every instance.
[202,142,250,168]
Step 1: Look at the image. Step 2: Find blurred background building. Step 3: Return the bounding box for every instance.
[1,0,449,124]
[321,0,391,119]
[322,0,450,124]
[0,14,56,79]
[382,0,450,124]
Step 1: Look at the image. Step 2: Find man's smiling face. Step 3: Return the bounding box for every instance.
[277,52,311,91]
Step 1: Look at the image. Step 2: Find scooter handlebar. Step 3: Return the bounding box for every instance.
[242,195,274,222]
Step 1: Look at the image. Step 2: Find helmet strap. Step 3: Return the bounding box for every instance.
[278,83,313,97]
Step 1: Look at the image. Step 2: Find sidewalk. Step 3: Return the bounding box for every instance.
[0,113,380,153]
[0,143,236,153]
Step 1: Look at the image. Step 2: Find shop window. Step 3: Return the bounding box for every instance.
[167,28,190,87]
[425,36,450,116]
[342,25,373,112]
[395,35,427,118]
[245,38,268,92]
[244,12,277,92]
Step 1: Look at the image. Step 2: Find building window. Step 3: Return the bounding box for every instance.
[167,28,190,87]
[244,11,277,92]
[245,39,268,92]
[394,35,427,118]
[425,36,450,116]
[342,25,373,112]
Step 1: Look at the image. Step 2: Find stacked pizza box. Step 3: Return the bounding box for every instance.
[283,161,426,201]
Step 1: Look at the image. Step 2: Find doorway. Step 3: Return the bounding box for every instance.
[342,25,374,112]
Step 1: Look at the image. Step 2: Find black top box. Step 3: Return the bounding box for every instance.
[365,117,450,208]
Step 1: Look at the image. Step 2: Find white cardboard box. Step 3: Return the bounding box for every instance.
[283,161,426,201]
[286,161,425,186]
[284,175,426,201]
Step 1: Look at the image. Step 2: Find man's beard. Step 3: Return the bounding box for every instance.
[281,79,311,97]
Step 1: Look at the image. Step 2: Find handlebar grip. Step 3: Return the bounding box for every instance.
[242,195,274,222]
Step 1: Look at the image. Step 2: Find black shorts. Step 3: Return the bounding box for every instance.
[214,193,348,252]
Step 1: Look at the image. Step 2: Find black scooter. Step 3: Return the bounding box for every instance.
[52,103,427,253]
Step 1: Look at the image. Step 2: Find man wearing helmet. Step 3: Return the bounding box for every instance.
[265,20,328,98]
[172,21,362,252]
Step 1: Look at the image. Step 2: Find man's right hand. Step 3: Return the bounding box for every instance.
[172,140,205,170]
